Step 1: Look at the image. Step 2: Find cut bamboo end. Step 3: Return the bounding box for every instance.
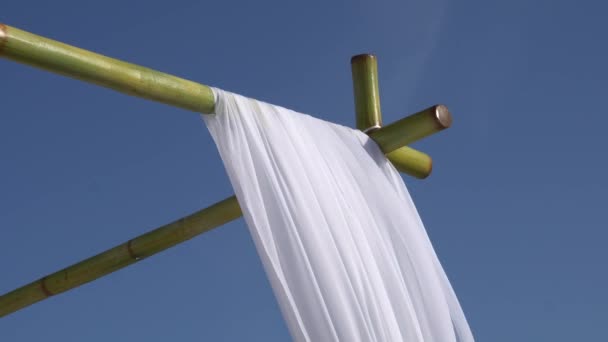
[435,104,452,129]
[0,24,7,52]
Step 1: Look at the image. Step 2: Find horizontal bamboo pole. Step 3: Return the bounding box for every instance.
[0,196,241,317]
[369,104,452,154]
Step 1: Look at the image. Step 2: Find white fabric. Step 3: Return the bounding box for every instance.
[203,88,473,342]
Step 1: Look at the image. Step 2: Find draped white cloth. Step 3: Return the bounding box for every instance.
[203,88,473,342]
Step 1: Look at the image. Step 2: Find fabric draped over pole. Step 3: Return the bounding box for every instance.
[203,88,473,342]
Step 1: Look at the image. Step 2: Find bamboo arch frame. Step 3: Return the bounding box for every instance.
[0,23,452,317]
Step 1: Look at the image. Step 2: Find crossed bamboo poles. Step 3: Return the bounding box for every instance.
[0,23,452,317]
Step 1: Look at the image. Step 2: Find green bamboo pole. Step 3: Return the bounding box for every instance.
[386,148,433,179]
[369,104,452,154]
[0,23,215,113]
[351,54,382,133]
[0,196,241,317]
[0,23,442,178]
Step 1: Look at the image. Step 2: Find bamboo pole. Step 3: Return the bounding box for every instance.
[351,54,382,133]
[0,23,439,178]
[0,23,215,113]
[0,196,241,317]
[386,148,433,179]
[369,104,452,154]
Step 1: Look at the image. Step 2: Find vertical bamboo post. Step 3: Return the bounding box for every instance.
[351,54,382,132]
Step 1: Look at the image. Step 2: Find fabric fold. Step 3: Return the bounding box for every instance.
[203,88,473,342]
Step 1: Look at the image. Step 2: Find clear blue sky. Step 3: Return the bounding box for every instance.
[1,0,606,340]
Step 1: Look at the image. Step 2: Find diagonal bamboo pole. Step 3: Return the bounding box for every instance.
[0,23,215,113]
[0,23,438,178]
[0,196,241,317]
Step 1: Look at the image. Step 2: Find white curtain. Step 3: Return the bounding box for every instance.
[203,88,473,342]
